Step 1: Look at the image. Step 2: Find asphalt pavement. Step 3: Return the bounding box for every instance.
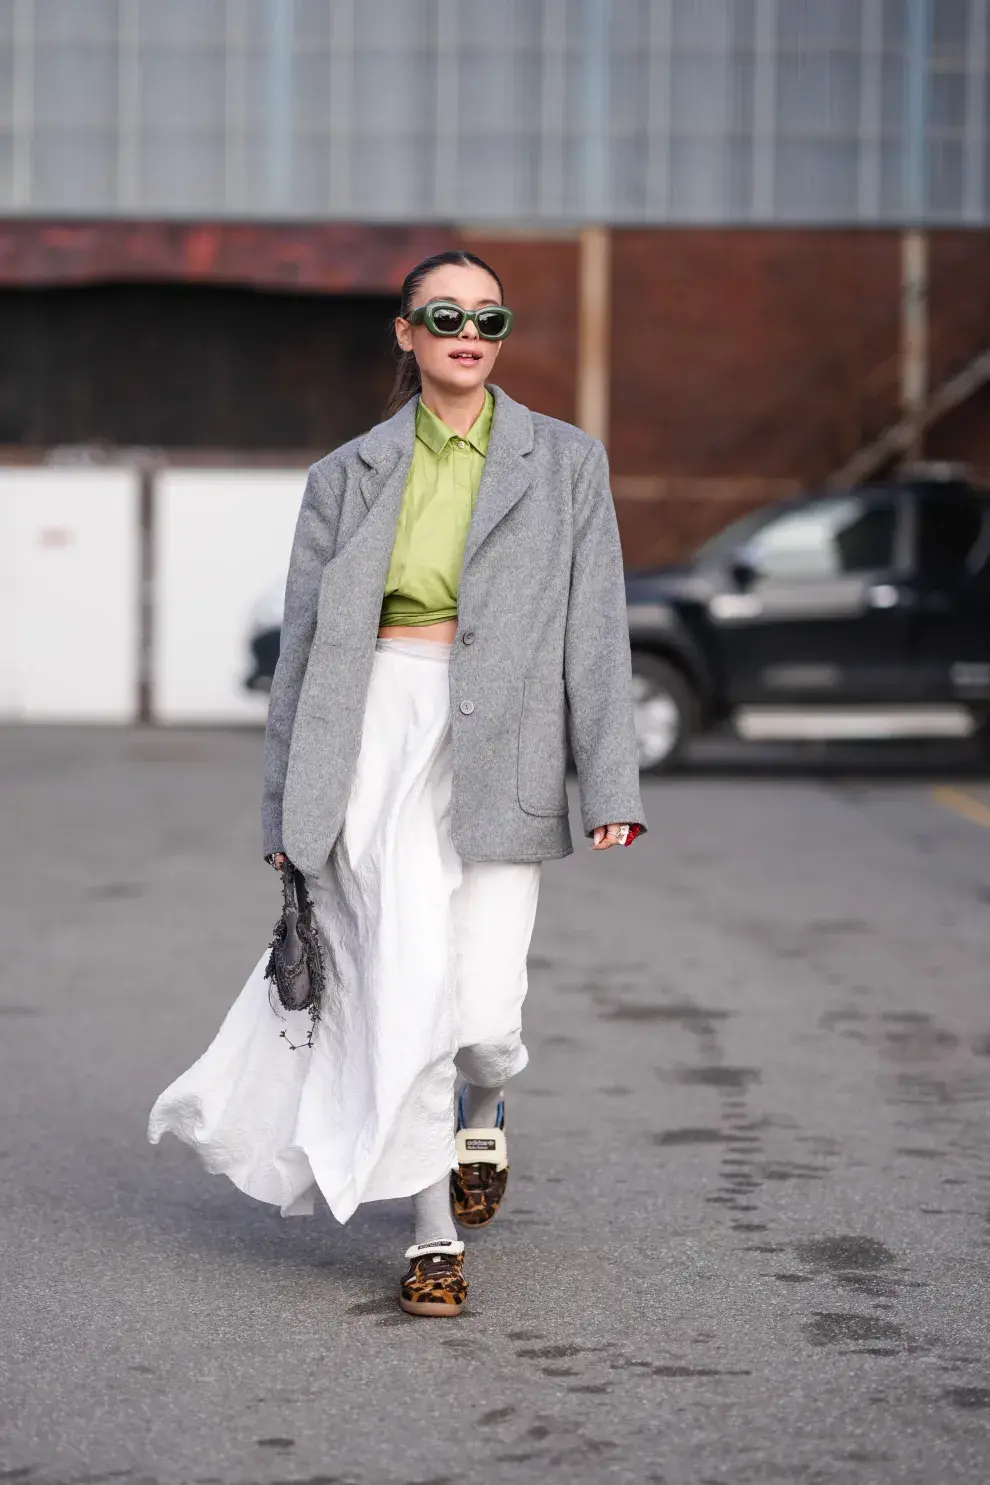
[2,727,990,1485]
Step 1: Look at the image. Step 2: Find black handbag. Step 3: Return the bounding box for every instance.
[263,861,326,1043]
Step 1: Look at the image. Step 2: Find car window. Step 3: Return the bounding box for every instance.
[915,490,986,578]
[693,509,777,566]
[740,495,897,581]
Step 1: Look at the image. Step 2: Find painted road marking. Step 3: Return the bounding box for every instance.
[933,785,990,830]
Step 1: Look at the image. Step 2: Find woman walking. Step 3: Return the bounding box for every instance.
[149,250,646,1316]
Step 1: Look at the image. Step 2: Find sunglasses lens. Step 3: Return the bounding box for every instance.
[476,309,510,339]
[428,305,465,335]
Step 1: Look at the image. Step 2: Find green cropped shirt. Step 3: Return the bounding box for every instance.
[379,390,494,627]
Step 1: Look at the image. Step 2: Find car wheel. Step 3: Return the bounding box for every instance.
[630,653,696,772]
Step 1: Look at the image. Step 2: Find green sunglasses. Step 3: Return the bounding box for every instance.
[407,299,514,341]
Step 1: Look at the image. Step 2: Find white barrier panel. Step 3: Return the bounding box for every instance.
[0,467,139,722]
[154,468,304,724]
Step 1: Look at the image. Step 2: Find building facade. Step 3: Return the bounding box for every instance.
[2,0,990,561]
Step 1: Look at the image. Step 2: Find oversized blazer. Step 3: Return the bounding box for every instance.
[262,384,646,876]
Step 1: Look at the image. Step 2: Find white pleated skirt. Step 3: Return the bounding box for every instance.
[148,637,540,1223]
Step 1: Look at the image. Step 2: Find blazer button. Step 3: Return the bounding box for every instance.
[461,630,476,645]
[459,700,475,715]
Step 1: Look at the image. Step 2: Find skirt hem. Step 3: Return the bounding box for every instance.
[148,1121,457,1223]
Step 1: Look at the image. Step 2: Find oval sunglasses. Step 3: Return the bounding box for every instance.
[407,299,514,341]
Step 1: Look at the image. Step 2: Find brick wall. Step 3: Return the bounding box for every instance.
[453,229,990,568]
[924,232,990,473]
[461,234,579,426]
[609,229,990,567]
[3,220,990,568]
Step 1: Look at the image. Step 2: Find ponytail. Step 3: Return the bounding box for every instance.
[384,349,422,419]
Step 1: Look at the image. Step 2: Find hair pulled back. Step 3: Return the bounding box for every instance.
[384,250,504,419]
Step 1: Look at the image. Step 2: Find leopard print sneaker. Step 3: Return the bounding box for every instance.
[451,1093,509,1229]
[399,1240,468,1317]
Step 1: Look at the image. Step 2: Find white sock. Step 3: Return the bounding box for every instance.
[413,1173,457,1246]
[461,1083,504,1130]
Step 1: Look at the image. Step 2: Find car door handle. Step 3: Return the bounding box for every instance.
[866,583,904,610]
[709,592,764,621]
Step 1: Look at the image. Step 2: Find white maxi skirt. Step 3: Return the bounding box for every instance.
[148,637,541,1223]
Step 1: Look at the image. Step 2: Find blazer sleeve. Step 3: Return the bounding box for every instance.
[261,461,341,857]
[563,439,647,839]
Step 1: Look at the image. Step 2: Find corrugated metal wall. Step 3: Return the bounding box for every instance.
[0,0,986,224]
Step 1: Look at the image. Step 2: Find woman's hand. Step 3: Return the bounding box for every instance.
[269,852,287,871]
[591,823,632,850]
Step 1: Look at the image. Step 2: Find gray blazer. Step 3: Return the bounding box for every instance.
[262,385,646,875]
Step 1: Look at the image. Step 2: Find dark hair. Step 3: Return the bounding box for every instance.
[384,250,504,418]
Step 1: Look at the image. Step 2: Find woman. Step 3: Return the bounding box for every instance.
[149,250,646,1317]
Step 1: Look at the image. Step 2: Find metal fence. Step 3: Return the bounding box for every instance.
[0,0,986,225]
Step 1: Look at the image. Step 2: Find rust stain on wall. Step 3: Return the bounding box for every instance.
[0,220,462,293]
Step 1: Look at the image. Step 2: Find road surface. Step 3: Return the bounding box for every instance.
[2,727,990,1484]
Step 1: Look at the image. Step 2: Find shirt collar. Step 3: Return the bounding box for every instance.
[415,388,494,457]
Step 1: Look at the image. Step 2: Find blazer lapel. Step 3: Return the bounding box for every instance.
[358,398,417,510]
[462,385,534,569]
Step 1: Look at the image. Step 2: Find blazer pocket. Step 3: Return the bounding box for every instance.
[517,678,569,817]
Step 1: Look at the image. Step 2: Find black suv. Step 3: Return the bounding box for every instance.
[627,474,990,769]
